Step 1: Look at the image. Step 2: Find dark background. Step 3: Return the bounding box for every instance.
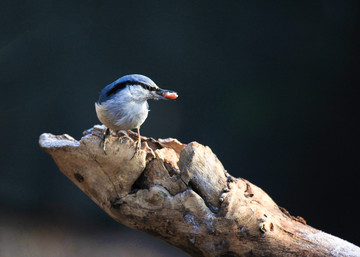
[1,1,359,256]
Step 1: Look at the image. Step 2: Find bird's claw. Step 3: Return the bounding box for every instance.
[130,147,139,160]
[100,127,110,155]
[130,140,141,160]
[102,142,107,155]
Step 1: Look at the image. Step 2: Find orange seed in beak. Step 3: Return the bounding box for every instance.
[163,92,178,99]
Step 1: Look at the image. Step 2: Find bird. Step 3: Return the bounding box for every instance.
[95,74,178,155]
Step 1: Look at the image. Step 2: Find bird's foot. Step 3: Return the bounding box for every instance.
[130,140,141,160]
[130,147,139,160]
[115,130,129,144]
[99,127,110,154]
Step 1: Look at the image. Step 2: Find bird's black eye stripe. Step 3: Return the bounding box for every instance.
[106,81,158,97]
[140,83,159,92]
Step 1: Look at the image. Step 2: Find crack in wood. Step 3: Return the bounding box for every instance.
[188,180,219,214]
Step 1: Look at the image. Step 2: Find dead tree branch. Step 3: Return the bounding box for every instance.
[39,125,360,257]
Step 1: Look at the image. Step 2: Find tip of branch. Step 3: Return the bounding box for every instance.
[39,133,80,149]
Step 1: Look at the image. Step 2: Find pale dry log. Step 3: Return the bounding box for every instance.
[39,125,360,257]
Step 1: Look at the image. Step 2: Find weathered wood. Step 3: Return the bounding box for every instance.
[39,125,360,257]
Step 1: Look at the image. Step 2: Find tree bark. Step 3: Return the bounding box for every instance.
[39,125,360,257]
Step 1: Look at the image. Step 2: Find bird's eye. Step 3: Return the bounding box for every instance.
[140,83,151,91]
[138,83,157,91]
[146,85,155,91]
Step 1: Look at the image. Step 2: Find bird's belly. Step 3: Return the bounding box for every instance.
[95,102,148,131]
[116,112,148,130]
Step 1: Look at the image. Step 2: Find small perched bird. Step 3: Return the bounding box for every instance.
[95,74,178,153]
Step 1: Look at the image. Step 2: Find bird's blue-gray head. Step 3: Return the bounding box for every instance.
[98,74,178,104]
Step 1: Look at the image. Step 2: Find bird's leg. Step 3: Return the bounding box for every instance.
[131,127,141,159]
[116,130,126,144]
[136,127,141,151]
[99,127,110,154]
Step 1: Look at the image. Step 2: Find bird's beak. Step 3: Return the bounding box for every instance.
[157,89,178,100]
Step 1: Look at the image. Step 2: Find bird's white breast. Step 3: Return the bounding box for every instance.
[95,87,149,131]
